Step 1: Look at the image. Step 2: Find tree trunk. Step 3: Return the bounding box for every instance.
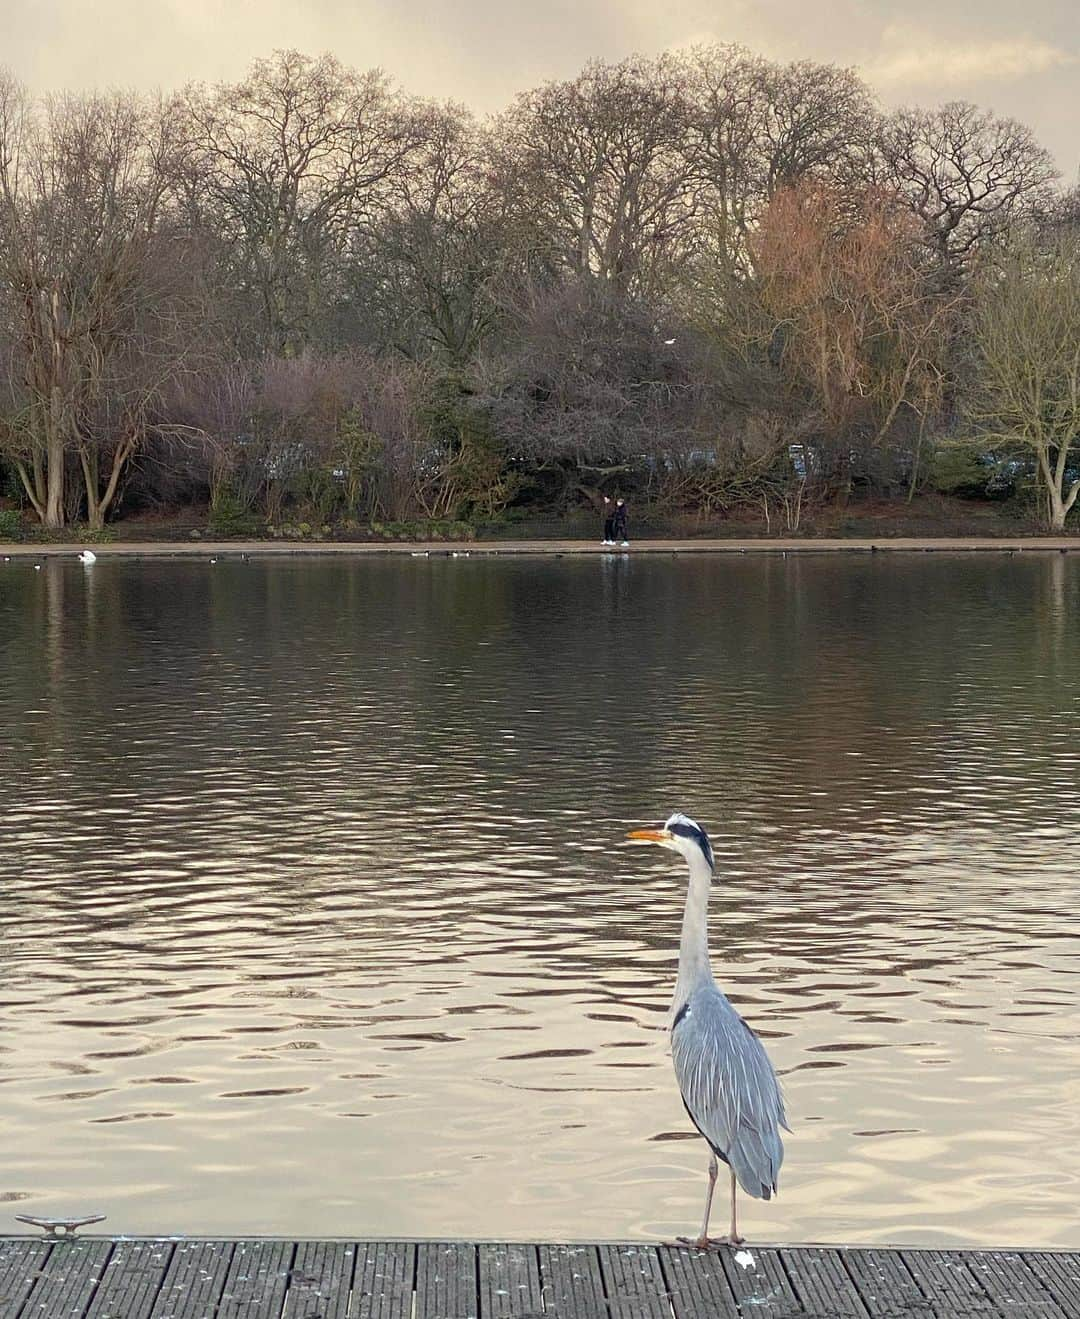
[40,294,68,529]
[80,446,101,530]
[80,437,135,531]
[1047,484,1079,530]
[14,457,46,521]
[1037,441,1079,530]
[44,423,65,529]
[906,415,927,504]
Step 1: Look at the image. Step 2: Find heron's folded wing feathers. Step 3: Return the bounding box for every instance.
[671,988,787,1200]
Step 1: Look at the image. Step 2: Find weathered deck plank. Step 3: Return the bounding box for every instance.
[0,1238,53,1319]
[287,1240,356,1319]
[539,1244,607,1319]
[658,1244,739,1318]
[350,1239,414,1313]
[898,1249,996,1315]
[2,1237,1079,1318]
[216,1240,292,1319]
[962,1250,1068,1316]
[353,1242,414,1319]
[782,1246,869,1317]
[839,1248,935,1319]
[718,1247,802,1317]
[597,1245,669,1319]
[416,1242,478,1318]
[12,1239,112,1318]
[1024,1252,1080,1315]
[84,1240,174,1319]
[476,1244,542,1318]
[0,1239,53,1313]
[149,1240,235,1319]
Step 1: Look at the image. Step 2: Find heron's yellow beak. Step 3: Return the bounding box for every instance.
[627,827,670,843]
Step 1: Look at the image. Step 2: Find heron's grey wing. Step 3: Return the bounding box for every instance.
[671,987,788,1201]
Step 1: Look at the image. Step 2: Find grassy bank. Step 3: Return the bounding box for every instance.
[1,491,1072,548]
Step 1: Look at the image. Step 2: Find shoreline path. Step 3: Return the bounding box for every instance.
[4,535,1080,558]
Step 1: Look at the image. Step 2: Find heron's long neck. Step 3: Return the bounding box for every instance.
[674,852,715,1009]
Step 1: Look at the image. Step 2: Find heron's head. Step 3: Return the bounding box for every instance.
[627,812,714,871]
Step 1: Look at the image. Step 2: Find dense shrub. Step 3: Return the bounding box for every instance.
[208,487,262,538]
[928,448,995,499]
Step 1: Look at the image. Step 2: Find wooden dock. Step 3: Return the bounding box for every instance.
[2,1238,1079,1318]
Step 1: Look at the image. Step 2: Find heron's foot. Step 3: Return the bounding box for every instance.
[672,1235,727,1252]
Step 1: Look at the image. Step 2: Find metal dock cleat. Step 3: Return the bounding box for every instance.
[14,1213,107,1238]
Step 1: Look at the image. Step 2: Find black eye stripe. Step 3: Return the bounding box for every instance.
[666,819,715,869]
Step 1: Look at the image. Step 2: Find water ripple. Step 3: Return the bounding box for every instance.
[0,553,1078,1246]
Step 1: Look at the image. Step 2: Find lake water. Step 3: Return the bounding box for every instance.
[1,552,1078,1247]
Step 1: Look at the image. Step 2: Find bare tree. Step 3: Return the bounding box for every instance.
[748,183,957,491]
[191,349,499,527]
[2,49,1072,536]
[480,276,721,504]
[351,104,510,363]
[750,59,878,197]
[1044,183,1080,238]
[76,233,217,528]
[679,47,879,272]
[0,78,206,528]
[877,102,1058,280]
[492,56,697,294]
[178,50,423,355]
[966,232,1080,529]
[163,359,257,507]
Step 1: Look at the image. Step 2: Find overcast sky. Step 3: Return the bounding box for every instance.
[6,0,1078,176]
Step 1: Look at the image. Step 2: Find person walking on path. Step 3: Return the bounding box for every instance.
[601,495,616,545]
[613,498,629,547]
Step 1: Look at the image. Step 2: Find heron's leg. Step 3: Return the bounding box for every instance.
[691,1154,718,1250]
[727,1169,745,1246]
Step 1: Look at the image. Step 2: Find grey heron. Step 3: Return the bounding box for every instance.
[628,812,789,1248]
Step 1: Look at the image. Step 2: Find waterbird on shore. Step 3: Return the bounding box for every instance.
[628,813,789,1248]
[77,550,97,564]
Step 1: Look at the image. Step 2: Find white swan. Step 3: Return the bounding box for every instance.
[77,550,97,564]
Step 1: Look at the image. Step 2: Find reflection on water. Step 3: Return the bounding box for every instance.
[1,553,1078,1246]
